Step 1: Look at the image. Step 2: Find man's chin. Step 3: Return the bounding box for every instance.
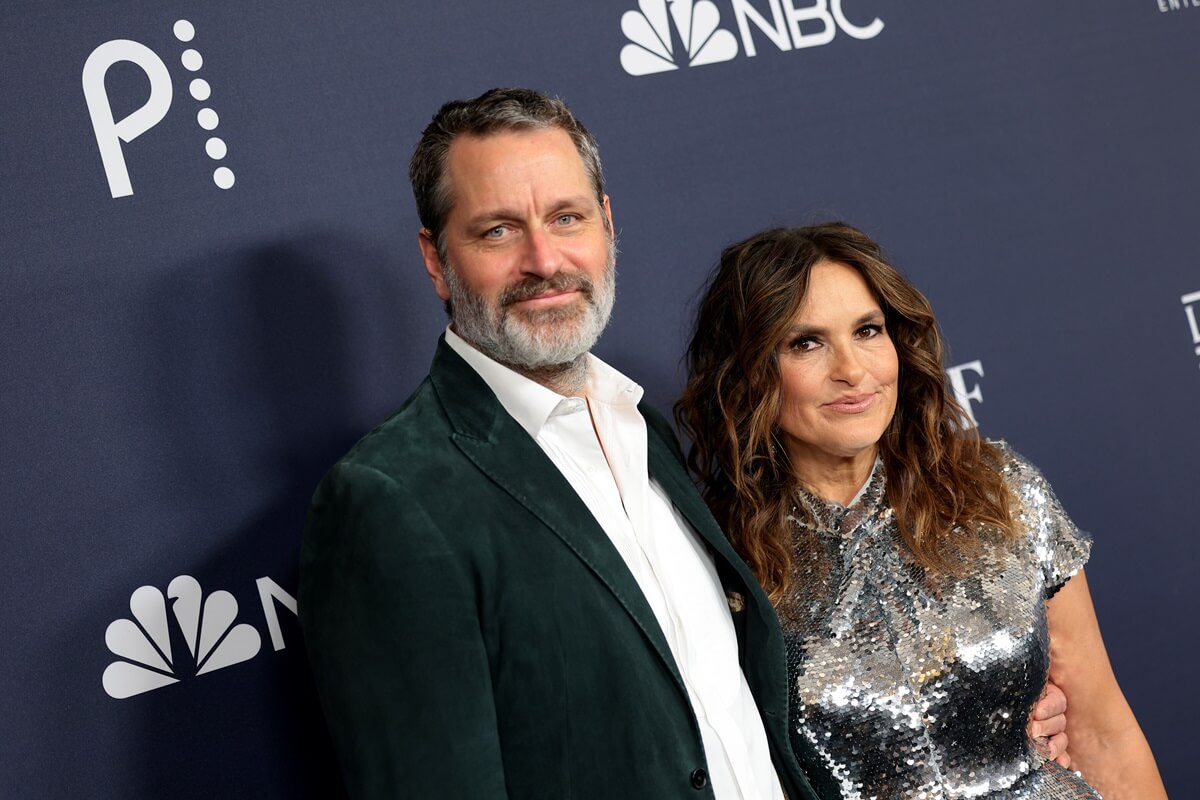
[507,307,588,339]
[499,319,601,368]
[504,337,591,369]
[507,297,590,326]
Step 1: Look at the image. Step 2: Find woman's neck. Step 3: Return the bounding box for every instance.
[789,447,878,506]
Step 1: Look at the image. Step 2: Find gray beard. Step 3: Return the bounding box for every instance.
[442,247,616,374]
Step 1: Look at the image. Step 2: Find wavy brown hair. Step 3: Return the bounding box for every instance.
[676,223,1015,601]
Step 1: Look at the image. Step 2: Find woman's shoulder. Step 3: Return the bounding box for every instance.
[983,438,1092,587]
[982,438,1052,494]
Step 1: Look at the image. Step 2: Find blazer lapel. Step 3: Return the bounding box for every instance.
[643,412,827,799]
[427,339,686,693]
[643,410,789,712]
[642,409,753,589]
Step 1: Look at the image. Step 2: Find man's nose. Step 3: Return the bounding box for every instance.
[521,228,563,278]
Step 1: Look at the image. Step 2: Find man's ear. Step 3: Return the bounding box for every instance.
[602,195,614,237]
[418,228,451,301]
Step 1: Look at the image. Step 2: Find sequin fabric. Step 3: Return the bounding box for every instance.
[780,443,1098,799]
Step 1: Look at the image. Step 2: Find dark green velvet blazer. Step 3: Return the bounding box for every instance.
[299,338,825,800]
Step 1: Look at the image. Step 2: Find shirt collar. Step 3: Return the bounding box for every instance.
[444,327,644,439]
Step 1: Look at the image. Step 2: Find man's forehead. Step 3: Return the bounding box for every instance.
[446,128,581,172]
[442,128,593,209]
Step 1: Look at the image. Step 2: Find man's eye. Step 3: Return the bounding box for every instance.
[484,226,506,238]
[555,214,577,226]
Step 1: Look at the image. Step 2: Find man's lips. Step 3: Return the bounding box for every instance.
[822,394,876,413]
[511,287,582,307]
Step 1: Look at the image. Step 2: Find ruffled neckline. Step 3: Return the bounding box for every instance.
[790,457,889,537]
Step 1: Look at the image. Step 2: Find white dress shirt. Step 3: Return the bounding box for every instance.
[446,329,785,800]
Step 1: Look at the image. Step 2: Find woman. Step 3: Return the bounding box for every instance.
[676,223,1166,799]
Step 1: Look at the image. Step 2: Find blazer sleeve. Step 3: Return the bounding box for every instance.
[299,461,509,799]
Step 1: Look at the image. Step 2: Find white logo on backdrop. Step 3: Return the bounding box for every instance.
[102,575,297,699]
[620,0,883,76]
[621,0,740,75]
[82,19,234,198]
[946,359,985,427]
[1156,0,1200,12]
[1182,290,1200,370]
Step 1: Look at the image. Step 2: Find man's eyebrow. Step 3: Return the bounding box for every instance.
[462,209,520,229]
[545,196,598,215]
[461,196,598,229]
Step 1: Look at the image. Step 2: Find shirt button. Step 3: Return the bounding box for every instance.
[689,768,708,790]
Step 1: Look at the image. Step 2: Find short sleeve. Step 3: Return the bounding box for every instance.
[991,441,1093,597]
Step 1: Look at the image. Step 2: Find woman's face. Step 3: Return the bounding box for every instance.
[775,260,899,476]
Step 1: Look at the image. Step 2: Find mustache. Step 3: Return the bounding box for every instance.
[499,272,595,306]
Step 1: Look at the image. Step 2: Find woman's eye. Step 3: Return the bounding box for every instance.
[857,324,884,338]
[789,336,819,352]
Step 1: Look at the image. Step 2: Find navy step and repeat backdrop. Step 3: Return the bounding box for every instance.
[2,1,1196,797]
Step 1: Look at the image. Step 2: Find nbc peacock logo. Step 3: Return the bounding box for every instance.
[102,575,262,699]
[620,0,739,76]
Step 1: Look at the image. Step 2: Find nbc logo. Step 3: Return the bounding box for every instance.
[620,0,740,76]
[619,0,884,77]
[102,575,262,699]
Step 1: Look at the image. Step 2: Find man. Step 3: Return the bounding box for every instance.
[299,88,1069,799]
[299,87,822,799]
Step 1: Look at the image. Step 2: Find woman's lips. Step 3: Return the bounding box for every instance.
[823,394,876,413]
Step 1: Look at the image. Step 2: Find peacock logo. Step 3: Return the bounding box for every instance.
[102,575,262,699]
[620,0,739,76]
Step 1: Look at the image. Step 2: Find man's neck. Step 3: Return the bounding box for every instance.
[509,357,589,398]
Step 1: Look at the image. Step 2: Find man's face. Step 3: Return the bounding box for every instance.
[419,128,616,370]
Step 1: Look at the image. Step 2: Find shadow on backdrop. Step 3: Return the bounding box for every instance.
[126,229,430,798]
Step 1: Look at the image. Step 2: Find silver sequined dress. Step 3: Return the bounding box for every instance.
[780,444,1100,799]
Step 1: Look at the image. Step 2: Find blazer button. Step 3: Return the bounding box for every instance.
[690,768,709,790]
